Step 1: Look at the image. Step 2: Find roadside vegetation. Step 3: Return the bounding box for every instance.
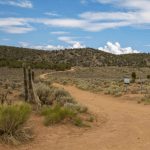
[35,82,93,127]
[46,67,150,98]
[0,67,94,145]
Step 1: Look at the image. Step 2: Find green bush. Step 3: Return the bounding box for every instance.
[41,104,76,126]
[0,103,32,145]
[131,72,136,82]
[147,75,150,79]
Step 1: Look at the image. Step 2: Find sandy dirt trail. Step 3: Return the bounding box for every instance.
[1,83,150,150]
[52,84,150,150]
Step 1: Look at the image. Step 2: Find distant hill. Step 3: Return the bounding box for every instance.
[0,45,150,69]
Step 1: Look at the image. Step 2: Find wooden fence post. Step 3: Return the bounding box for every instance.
[22,63,28,101]
[28,66,33,102]
[32,71,35,82]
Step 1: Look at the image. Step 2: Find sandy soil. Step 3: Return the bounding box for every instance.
[1,83,150,150]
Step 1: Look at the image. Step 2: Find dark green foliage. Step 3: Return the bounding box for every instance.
[147,75,150,79]
[131,72,136,82]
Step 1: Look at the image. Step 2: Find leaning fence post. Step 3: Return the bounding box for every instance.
[22,63,28,101]
[28,66,33,102]
[32,71,35,82]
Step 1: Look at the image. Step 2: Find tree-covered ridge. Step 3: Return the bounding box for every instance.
[0,45,149,69]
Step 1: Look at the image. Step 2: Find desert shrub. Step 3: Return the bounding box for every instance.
[41,104,76,126]
[35,83,53,105]
[86,116,94,122]
[64,103,88,113]
[104,85,122,97]
[52,88,76,104]
[139,94,150,105]
[0,103,32,145]
[53,88,70,98]
[73,117,84,127]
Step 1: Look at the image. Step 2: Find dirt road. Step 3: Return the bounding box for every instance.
[1,84,150,150]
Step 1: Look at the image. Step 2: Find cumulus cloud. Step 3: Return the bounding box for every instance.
[58,36,86,48]
[72,42,85,49]
[18,39,85,50]
[31,45,64,50]
[98,42,140,55]
[0,0,33,8]
[18,42,64,50]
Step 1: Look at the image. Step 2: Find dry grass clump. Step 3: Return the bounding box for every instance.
[0,103,32,145]
[74,79,104,93]
[52,88,76,104]
[35,82,53,105]
[138,94,150,105]
[35,82,76,105]
[64,103,88,113]
[104,84,123,97]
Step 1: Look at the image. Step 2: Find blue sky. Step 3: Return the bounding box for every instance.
[0,0,150,54]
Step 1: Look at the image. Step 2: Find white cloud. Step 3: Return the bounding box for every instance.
[0,18,34,34]
[18,36,86,50]
[1,26,34,34]
[72,42,86,49]
[36,18,132,32]
[31,45,64,50]
[58,36,86,48]
[0,0,33,8]
[98,42,140,54]
[80,11,137,21]
[19,41,30,47]
[51,31,69,35]
[96,0,150,11]
[58,36,79,44]
[18,42,85,50]
[79,0,150,29]
[0,2,150,34]
[18,41,64,50]
[44,12,60,17]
